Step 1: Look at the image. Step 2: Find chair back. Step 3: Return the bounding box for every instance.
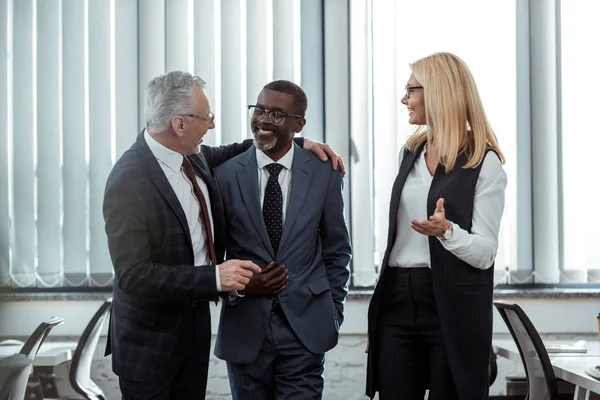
[0,354,33,400]
[69,297,112,400]
[0,316,64,400]
[494,301,558,400]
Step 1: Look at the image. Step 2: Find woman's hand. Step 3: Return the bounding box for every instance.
[411,198,451,237]
[365,337,370,353]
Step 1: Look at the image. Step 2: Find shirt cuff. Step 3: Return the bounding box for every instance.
[437,222,463,249]
[215,264,221,292]
[230,290,245,298]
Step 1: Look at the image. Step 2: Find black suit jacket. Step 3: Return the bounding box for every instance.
[103,132,253,381]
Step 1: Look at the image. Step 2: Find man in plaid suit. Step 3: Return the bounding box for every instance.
[103,71,262,399]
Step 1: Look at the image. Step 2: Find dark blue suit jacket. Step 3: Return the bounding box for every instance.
[103,132,253,382]
[213,144,352,364]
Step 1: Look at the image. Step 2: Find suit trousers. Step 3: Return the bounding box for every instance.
[376,267,459,400]
[226,307,325,400]
[119,301,211,400]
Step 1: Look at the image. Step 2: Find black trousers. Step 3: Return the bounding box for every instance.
[119,301,211,400]
[377,267,459,400]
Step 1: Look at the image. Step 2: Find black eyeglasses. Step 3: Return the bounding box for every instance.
[247,105,303,125]
[182,111,215,124]
[405,85,423,99]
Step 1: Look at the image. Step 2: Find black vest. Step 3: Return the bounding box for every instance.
[366,145,496,399]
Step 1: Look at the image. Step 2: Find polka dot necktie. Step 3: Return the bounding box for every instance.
[263,163,284,255]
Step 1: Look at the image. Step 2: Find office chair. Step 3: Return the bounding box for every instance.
[489,350,498,386]
[0,316,64,400]
[494,301,559,400]
[0,354,32,399]
[69,297,112,400]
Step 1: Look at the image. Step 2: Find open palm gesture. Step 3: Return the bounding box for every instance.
[411,198,451,237]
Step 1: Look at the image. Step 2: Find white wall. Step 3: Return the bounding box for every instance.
[1,295,598,338]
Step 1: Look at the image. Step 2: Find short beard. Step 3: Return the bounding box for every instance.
[253,134,277,152]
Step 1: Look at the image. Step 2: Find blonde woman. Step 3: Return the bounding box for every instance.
[365,52,507,400]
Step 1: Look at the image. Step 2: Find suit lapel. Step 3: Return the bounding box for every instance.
[236,148,275,258]
[135,132,192,245]
[278,144,312,255]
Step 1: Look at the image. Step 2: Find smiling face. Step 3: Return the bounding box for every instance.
[401,73,426,126]
[174,86,215,155]
[251,89,305,161]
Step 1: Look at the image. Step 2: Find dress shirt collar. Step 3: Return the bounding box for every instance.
[144,129,184,173]
[256,143,295,171]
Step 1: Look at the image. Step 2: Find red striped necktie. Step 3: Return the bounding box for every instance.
[182,157,217,264]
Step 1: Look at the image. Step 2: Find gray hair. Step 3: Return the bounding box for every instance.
[145,71,206,131]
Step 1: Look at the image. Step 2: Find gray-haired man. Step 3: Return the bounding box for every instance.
[103,71,344,399]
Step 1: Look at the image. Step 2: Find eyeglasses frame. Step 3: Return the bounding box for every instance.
[405,85,424,99]
[181,112,215,124]
[247,104,304,125]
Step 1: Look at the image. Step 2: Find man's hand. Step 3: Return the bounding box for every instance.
[218,260,261,292]
[240,262,288,295]
[411,198,450,237]
[303,139,346,176]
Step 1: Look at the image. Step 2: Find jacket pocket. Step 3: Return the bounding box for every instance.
[306,276,331,295]
[116,299,158,327]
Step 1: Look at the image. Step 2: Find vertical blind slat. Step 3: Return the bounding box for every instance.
[323,0,351,229]
[88,0,113,283]
[0,0,10,282]
[221,0,246,144]
[194,0,220,146]
[61,0,87,282]
[273,0,300,83]
[115,0,138,158]
[372,0,398,270]
[514,0,533,275]
[246,0,272,123]
[165,0,191,73]
[12,0,35,287]
[36,0,62,284]
[529,0,560,283]
[300,0,324,142]
[349,0,375,287]
[137,0,165,132]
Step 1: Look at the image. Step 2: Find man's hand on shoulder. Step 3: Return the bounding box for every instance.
[303,139,346,176]
[240,261,288,295]
[218,260,261,292]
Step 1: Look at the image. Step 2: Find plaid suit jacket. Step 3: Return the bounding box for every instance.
[103,132,253,382]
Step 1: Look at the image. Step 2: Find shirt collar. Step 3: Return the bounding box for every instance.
[144,129,184,173]
[256,143,295,171]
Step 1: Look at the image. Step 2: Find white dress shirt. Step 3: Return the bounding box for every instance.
[144,130,221,290]
[229,145,295,300]
[388,147,507,270]
[257,145,294,223]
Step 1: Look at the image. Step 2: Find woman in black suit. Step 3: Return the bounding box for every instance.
[365,52,507,400]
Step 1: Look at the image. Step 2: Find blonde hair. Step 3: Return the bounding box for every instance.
[405,52,504,172]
